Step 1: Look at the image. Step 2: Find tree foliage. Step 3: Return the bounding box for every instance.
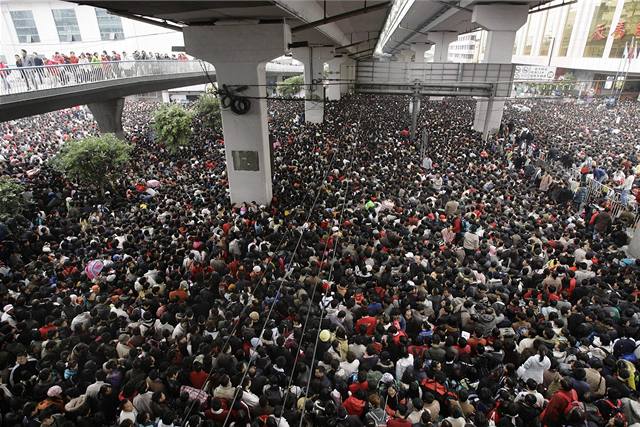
[277,74,304,97]
[152,104,194,154]
[50,134,132,194]
[195,94,222,131]
[0,177,25,220]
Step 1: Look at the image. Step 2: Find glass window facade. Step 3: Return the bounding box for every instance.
[558,3,577,56]
[610,0,640,58]
[539,9,559,56]
[522,17,535,55]
[583,0,617,58]
[10,10,40,43]
[513,28,523,55]
[95,8,125,40]
[52,9,82,42]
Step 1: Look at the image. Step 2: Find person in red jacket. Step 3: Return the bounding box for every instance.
[189,361,208,389]
[540,377,579,427]
[343,390,366,417]
[355,310,378,336]
[387,404,412,427]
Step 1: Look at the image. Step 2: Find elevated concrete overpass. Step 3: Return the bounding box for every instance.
[0,60,303,136]
[62,0,550,206]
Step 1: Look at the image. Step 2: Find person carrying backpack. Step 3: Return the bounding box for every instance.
[541,378,583,427]
[595,389,627,427]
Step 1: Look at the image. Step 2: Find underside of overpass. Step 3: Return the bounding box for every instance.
[60,0,551,206]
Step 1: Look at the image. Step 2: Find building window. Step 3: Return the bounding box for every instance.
[95,8,124,40]
[583,0,617,58]
[538,9,558,56]
[522,16,535,55]
[610,0,640,58]
[52,9,82,42]
[9,10,40,43]
[513,28,523,55]
[558,3,577,56]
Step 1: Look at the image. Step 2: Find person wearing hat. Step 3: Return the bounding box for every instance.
[1,304,16,327]
[36,385,65,414]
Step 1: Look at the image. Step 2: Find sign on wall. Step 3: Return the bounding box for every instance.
[514,65,557,81]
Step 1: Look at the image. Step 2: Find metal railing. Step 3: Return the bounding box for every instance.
[538,149,640,231]
[355,61,515,97]
[0,60,213,95]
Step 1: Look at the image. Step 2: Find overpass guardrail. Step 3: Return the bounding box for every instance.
[0,60,214,96]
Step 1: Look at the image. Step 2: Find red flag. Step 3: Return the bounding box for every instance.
[592,23,608,40]
[612,20,626,39]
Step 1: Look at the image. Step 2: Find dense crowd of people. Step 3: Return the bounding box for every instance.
[1,94,640,427]
[0,50,190,93]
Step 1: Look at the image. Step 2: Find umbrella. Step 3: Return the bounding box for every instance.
[85,260,104,280]
[146,179,161,188]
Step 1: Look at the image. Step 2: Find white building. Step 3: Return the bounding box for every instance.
[0,0,184,64]
[511,0,640,96]
[448,31,483,63]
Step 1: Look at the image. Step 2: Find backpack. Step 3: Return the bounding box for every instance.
[420,378,457,400]
[602,399,627,426]
[560,389,584,420]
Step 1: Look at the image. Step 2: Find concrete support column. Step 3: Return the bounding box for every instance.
[161,91,170,103]
[87,97,125,139]
[326,57,344,101]
[339,57,355,96]
[293,46,333,123]
[184,23,290,205]
[427,32,457,62]
[397,49,415,62]
[410,44,428,63]
[471,4,528,138]
[628,230,640,258]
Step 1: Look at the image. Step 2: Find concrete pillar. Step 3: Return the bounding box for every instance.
[427,32,457,62]
[410,44,429,63]
[326,57,344,101]
[87,97,125,139]
[471,4,529,137]
[339,57,355,96]
[397,49,415,62]
[161,91,170,103]
[628,231,640,258]
[184,23,290,205]
[293,46,333,123]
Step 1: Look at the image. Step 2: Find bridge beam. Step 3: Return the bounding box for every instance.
[87,98,125,139]
[184,23,290,206]
[471,4,529,139]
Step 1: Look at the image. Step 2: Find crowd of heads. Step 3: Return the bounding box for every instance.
[10,49,189,67]
[1,94,640,427]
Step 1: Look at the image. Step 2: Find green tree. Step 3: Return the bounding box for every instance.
[277,74,304,97]
[152,104,194,154]
[195,94,222,131]
[51,133,132,195]
[0,177,25,220]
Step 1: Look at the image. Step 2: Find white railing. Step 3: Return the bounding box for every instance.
[0,60,213,95]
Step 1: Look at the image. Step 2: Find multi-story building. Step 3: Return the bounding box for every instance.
[511,0,640,97]
[448,31,483,63]
[0,0,184,64]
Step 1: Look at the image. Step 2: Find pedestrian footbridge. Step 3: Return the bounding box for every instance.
[0,60,303,127]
